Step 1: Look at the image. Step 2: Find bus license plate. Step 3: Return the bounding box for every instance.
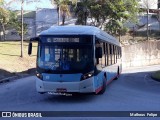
[56,88,67,92]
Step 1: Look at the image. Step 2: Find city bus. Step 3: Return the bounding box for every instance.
[28,25,122,95]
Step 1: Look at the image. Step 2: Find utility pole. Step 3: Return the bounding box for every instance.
[146,1,149,41]
[21,0,24,57]
[58,4,60,25]
[158,2,160,36]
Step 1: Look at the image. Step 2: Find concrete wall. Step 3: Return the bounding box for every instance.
[122,41,160,68]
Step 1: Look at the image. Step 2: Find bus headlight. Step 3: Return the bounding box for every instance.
[36,72,43,80]
[81,72,94,80]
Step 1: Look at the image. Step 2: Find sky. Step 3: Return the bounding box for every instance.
[5,0,56,10]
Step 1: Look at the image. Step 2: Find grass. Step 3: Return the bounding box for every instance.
[151,71,160,82]
[0,41,37,80]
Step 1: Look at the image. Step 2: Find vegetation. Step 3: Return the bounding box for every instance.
[0,0,28,41]
[152,71,160,81]
[51,0,77,25]
[73,0,139,36]
[7,0,40,58]
[0,0,9,40]
[9,12,28,38]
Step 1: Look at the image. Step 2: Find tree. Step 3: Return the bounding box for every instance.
[8,0,40,57]
[0,0,9,41]
[74,0,90,25]
[9,12,28,38]
[73,0,139,37]
[50,0,72,25]
[139,0,158,40]
[105,0,139,35]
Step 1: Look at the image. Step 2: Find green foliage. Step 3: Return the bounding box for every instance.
[0,0,4,6]
[73,0,139,36]
[51,0,72,25]
[0,0,10,40]
[0,8,9,24]
[74,0,90,25]
[9,12,28,37]
[152,70,160,81]
[0,0,8,24]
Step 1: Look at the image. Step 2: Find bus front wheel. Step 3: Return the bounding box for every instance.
[98,76,107,94]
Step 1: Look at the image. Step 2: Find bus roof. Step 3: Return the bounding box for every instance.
[40,25,120,46]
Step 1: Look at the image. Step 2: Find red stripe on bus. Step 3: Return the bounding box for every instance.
[95,73,120,94]
[95,86,103,94]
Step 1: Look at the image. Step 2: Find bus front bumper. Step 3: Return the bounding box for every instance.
[35,77,95,93]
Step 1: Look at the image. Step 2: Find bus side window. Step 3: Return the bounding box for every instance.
[113,45,115,64]
[115,46,118,63]
[95,39,105,66]
[106,43,108,66]
[120,48,122,58]
[104,42,107,66]
[102,42,106,67]
[118,47,121,59]
[117,47,119,59]
[114,45,116,64]
[109,44,112,65]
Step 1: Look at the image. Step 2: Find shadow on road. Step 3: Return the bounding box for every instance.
[43,92,98,104]
[0,68,36,82]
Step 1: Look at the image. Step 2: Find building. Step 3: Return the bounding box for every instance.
[138,0,158,10]
[35,8,58,35]
[5,11,36,40]
[125,0,160,32]
[3,8,75,40]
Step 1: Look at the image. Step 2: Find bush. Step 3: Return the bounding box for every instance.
[151,71,160,81]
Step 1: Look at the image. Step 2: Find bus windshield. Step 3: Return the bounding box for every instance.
[37,44,94,73]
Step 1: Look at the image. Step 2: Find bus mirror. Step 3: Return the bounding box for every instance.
[96,47,102,58]
[28,42,32,55]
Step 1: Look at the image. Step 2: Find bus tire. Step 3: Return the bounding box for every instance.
[114,67,120,80]
[98,76,107,94]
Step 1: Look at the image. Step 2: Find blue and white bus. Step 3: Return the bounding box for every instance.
[28,26,122,94]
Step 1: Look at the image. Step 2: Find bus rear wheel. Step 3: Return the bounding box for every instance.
[114,67,120,80]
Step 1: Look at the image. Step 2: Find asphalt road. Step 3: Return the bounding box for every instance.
[0,65,160,120]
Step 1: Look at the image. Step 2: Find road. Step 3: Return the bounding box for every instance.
[0,65,160,120]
